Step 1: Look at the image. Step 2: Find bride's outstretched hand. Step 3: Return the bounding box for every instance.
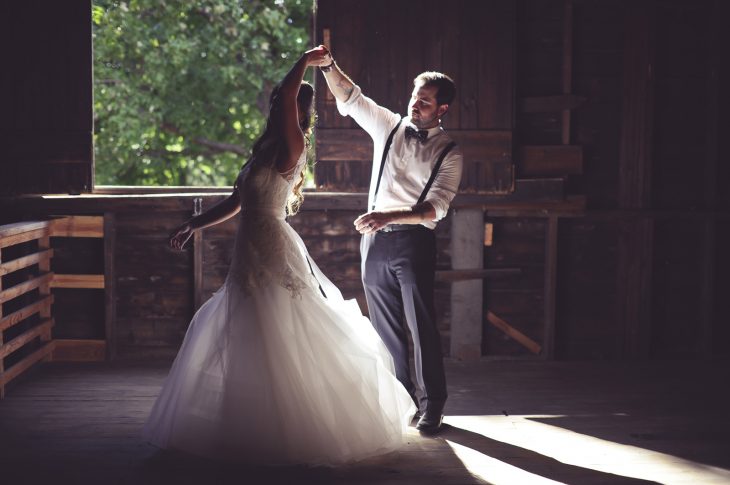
[169,223,194,250]
[304,45,332,67]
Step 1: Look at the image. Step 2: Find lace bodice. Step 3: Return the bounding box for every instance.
[226,150,310,297]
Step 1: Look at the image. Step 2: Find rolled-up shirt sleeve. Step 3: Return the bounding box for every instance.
[336,85,400,141]
[424,145,464,221]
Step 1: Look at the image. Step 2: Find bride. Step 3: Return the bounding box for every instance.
[142,46,417,465]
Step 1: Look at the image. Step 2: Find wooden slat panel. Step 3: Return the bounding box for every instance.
[50,274,105,289]
[0,249,53,276]
[0,319,54,359]
[52,339,106,362]
[0,341,55,387]
[0,228,50,249]
[50,216,104,237]
[519,145,583,176]
[0,273,53,304]
[104,213,116,361]
[0,221,53,239]
[519,95,586,113]
[0,295,54,332]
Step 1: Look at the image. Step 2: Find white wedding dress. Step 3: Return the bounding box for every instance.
[142,148,416,465]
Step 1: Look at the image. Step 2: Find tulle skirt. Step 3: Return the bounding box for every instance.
[142,224,416,466]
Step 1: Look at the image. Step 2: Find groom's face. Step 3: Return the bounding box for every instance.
[408,83,448,129]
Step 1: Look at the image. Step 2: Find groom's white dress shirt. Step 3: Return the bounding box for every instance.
[337,85,463,230]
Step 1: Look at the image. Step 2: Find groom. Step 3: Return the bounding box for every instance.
[319,51,463,434]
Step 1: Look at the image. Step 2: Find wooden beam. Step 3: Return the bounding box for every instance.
[617,1,655,358]
[50,215,104,237]
[104,212,116,361]
[561,0,574,145]
[543,216,559,359]
[435,267,520,283]
[0,228,50,249]
[486,311,542,355]
[50,274,105,289]
[52,339,106,362]
[519,94,586,113]
[0,295,54,332]
[0,319,54,359]
[315,129,513,163]
[0,273,54,304]
[0,341,55,388]
[519,146,583,176]
[193,198,204,311]
[0,249,54,276]
[0,221,53,239]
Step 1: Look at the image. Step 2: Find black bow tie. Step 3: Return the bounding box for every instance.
[404,126,428,143]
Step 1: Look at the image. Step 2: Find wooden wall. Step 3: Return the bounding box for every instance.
[1,0,727,362]
[315,0,516,194]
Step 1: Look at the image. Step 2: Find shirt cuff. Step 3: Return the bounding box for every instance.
[425,198,449,221]
[335,85,363,117]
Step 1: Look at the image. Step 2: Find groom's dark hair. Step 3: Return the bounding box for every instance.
[414,72,456,107]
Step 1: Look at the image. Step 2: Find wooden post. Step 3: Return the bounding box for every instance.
[542,215,559,359]
[617,1,656,358]
[699,0,720,358]
[561,0,574,145]
[193,198,204,311]
[104,213,116,361]
[449,208,484,361]
[38,233,52,361]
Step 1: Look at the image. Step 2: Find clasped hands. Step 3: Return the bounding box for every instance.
[304,45,332,68]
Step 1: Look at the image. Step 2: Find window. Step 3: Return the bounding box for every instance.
[92,0,313,187]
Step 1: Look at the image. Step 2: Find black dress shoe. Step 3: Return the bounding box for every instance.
[410,409,422,425]
[416,410,443,435]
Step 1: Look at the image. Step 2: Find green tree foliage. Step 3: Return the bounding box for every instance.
[93,0,312,186]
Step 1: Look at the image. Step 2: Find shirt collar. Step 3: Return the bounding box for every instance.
[405,117,443,140]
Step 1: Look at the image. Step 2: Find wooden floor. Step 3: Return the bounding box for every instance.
[0,360,729,485]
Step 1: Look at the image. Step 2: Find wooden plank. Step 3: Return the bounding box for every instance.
[618,0,655,209]
[193,198,204,311]
[316,129,512,163]
[0,295,54,332]
[519,94,586,113]
[0,319,55,359]
[0,249,54,276]
[0,341,55,387]
[0,220,53,239]
[50,216,104,237]
[435,268,520,283]
[104,213,116,361]
[50,274,105,289]
[52,339,106,362]
[561,0,574,145]
[542,215,559,359]
[519,145,583,176]
[0,228,50,249]
[0,273,54,304]
[486,311,542,355]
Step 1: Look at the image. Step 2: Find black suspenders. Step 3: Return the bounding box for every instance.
[372,119,402,211]
[417,141,456,204]
[371,120,457,211]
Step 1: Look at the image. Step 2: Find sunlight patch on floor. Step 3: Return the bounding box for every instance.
[443,415,730,485]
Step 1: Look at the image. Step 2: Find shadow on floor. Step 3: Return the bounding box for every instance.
[441,424,662,485]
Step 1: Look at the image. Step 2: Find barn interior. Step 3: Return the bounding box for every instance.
[0,1,728,484]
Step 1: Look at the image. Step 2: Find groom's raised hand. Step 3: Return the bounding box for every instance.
[354,211,391,235]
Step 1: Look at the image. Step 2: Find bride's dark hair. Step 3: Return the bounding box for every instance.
[244,81,315,216]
